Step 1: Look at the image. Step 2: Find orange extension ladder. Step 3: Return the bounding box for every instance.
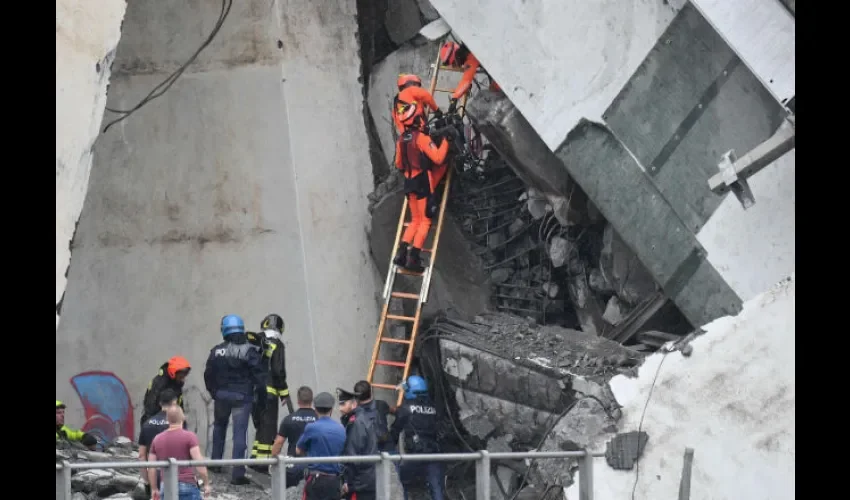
[365,49,471,407]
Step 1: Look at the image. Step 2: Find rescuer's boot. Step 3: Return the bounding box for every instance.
[405,247,426,273]
[393,242,410,267]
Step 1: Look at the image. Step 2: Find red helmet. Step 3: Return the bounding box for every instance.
[396,99,424,128]
[397,73,422,90]
[440,41,461,66]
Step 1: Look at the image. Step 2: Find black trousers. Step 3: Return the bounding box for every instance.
[304,473,342,500]
[251,395,278,460]
[346,491,376,500]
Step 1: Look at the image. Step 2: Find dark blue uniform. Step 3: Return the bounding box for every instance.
[390,395,445,500]
[296,416,346,500]
[278,407,318,485]
[203,333,266,481]
[358,399,393,452]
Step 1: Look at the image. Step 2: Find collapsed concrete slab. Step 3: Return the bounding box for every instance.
[466,89,738,329]
[420,314,643,451]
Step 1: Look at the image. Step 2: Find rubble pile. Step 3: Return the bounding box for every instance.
[56,439,301,500]
[415,313,647,493]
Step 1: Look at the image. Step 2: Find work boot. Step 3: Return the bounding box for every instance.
[405,247,426,273]
[230,477,251,486]
[393,242,410,267]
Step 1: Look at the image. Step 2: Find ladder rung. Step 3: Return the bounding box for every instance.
[386,314,416,322]
[380,337,412,344]
[372,383,400,391]
[396,268,424,276]
[391,292,420,300]
[438,65,466,72]
[422,248,432,253]
[375,359,407,368]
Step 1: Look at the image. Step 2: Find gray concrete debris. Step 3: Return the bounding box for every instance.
[604,430,649,470]
[567,273,605,336]
[416,0,441,22]
[603,296,625,326]
[534,397,620,488]
[57,439,301,500]
[385,0,426,46]
[548,236,569,268]
[427,313,641,463]
[599,223,659,306]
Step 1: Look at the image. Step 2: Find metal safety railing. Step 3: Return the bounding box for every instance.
[56,449,604,500]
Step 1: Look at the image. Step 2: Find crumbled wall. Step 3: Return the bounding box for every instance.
[56,0,127,328]
[566,274,795,500]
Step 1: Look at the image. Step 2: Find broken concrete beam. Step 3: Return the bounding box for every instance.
[416,0,441,22]
[439,338,568,413]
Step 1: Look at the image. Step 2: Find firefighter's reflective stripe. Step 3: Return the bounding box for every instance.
[267,386,289,397]
[56,425,86,442]
[148,369,165,390]
[251,442,274,457]
[264,342,277,359]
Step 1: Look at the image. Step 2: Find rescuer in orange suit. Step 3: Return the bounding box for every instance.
[393,74,441,134]
[439,41,502,111]
[392,100,452,273]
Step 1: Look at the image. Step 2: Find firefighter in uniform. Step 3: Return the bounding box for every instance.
[390,375,445,500]
[56,400,98,449]
[139,356,191,428]
[391,100,453,273]
[250,313,292,472]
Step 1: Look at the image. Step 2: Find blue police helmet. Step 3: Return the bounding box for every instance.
[221,315,245,337]
[403,375,428,400]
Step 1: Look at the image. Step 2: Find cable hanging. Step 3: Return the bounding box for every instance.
[102,0,234,133]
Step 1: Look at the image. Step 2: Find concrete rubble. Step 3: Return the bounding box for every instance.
[56,438,301,500]
[417,313,647,491]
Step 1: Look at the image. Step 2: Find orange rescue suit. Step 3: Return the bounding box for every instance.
[393,86,440,133]
[394,129,449,249]
[451,53,501,100]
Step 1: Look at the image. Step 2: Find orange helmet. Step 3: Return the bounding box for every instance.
[167,356,191,379]
[396,99,424,128]
[440,41,461,66]
[397,73,422,90]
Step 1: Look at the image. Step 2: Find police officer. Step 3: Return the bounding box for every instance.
[271,386,318,485]
[203,314,267,485]
[338,388,379,500]
[295,392,346,500]
[353,380,393,452]
[390,376,445,500]
[250,313,293,472]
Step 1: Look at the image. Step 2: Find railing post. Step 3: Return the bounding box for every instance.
[272,455,288,500]
[377,452,393,500]
[475,450,491,500]
[165,458,179,500]
[61,461,72,500]
[579,449,594,500]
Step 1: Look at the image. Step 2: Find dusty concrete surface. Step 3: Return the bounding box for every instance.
[565,274,795,500]
[369,189,491,323]
[56,0,378,450]
[56,0,126,328]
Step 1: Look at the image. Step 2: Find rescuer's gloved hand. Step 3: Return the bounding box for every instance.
[433,108,444,119]
[447,98,458,114]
